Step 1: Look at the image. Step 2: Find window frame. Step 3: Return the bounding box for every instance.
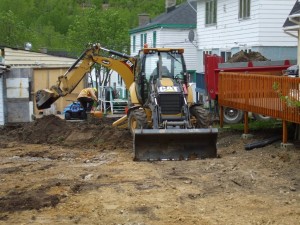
[140,34,143,48]
[205,0,217,26]
[239,0,251,20]
[153,31,156,48]
[220,51,232,62]
[133,35,136,53]
[203,50,212,65]
[144,33,147,46]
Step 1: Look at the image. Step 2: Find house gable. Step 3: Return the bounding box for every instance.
[130,1,196,34]
[283,0,300,30]
[130,1,198,71]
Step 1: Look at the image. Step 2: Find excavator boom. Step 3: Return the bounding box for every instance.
[35,44,135,110]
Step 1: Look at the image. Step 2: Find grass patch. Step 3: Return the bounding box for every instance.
[224,119,282,132]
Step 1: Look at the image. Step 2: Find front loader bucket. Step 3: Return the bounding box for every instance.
[134,128,218,161]
[36,89,59,110]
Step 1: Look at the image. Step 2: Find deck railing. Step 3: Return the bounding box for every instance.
[218,72,300,124]
[218,72,300,143]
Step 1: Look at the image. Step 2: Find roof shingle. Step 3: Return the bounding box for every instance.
[130,1,196,34]
[283,0,300,27]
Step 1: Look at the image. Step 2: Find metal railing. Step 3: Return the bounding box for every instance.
[218,72,300,124]
[98,86,128,114]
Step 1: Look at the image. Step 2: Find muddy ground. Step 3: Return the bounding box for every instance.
[0,115,299,225]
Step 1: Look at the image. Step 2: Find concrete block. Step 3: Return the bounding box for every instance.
[241,133,254,139]
[280,143,294,150]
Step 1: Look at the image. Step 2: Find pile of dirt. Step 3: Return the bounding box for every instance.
[2,115,132,149]
[227,50,269,62]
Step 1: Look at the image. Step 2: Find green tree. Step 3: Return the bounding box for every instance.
[67,7,129,54]
[0,10,27,47]
[0,0,181,53]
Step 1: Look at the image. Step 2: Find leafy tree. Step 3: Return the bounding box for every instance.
[67,7,130,55]
[0,10,27,47]
[0,0,183,53]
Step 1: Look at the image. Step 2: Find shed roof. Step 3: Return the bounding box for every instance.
[129,1,196,34]
[2,47,76,68]
[283,0,300,31]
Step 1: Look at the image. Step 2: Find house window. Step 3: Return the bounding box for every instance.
[203,50,212,65]
[153,31,156,48]
[205,0,217,25]
[140,34,143,48]
[144,33,147,45]
[221,51,232,62]
[133,35,136,53]
[239,0,250,19]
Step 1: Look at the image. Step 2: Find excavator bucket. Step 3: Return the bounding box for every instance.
[134,128,218,161]
[36,89,59,110]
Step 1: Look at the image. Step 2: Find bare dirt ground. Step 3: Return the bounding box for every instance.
[0,115,299,225]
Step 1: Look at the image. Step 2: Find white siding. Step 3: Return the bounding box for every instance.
[131,30,159,55]
[258,0,296,46]
[160,29,198,71]
[197,0,260,49]
[197,0,296,49]
[0,77,4,125]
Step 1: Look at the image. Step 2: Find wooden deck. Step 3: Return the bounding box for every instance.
[218,72,300,143]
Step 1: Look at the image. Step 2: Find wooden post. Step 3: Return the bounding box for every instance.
[244,111,249,134]
[282,120,288,144]
[219,106,224,128]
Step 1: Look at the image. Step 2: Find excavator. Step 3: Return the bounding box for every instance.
[36,43,218,161]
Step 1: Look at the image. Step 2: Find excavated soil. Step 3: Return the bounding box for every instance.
[0,115,299,225]
[227,50,269,63]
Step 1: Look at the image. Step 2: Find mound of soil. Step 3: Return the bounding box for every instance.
[228,50,269,62]
[2,115,132,149]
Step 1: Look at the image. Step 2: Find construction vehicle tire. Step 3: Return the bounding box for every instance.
[190,105,209,128]
[223,107,244,124]
[128,108,148,135]
[65,112,71,120]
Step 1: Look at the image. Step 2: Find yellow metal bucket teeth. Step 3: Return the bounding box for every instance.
[134,128,218,161]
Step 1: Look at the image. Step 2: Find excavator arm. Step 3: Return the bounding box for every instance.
[35,43,135,110]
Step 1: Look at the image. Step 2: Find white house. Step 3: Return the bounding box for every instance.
[196,0,297,72]
[129,0,198,76]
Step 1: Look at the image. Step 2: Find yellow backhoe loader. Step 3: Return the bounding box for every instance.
[36,43,218,161]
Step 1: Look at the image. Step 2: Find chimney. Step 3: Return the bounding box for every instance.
[138,13,150,26]
[40,47,47,54]
[102,3,109,10]
[166,0,176,13]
